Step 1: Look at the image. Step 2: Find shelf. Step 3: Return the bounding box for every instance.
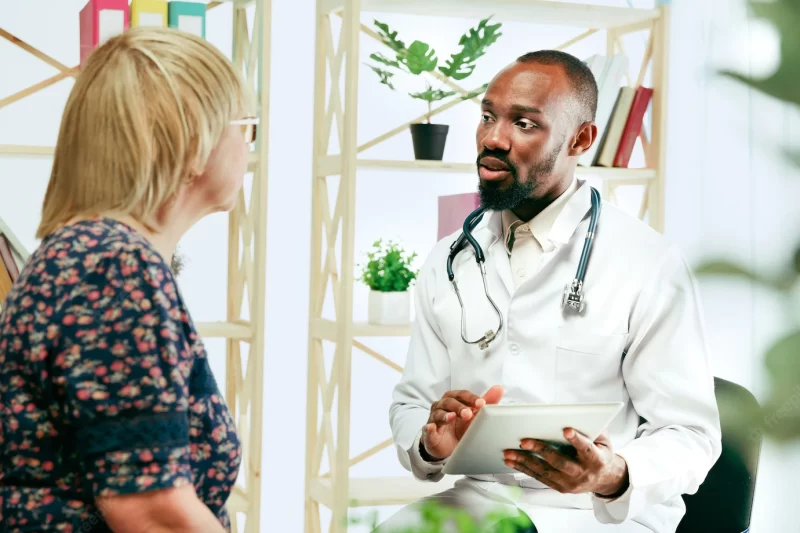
[311,317,411,341]
[227,486,250,514]
[309,475,459,508]
[0,146,260,170]
[0,145,54,158]
[322,0,661,29]
[196,321,253,340]
[318,155,655,181]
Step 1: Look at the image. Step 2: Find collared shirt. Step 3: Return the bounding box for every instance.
[501,177,579,290]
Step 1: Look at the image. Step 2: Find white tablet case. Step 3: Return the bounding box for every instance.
[442,402,624,476]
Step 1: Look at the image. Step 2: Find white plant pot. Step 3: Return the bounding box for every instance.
[368,290,410,326]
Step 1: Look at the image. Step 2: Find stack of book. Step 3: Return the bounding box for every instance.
[581,54,653,169]
[0,218,28,311]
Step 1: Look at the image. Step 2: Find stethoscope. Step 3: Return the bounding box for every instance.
[445,186,601,350]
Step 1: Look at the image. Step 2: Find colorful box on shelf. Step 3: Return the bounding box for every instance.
[79,0,130,65]
[131,0,168,28]
[438,192,480,241]
[168,1,207,38]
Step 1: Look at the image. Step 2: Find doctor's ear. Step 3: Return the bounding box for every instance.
[568,121,596,157]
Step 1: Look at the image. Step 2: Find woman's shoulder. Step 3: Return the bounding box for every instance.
[40,218,172,283]
[17,218,182,315]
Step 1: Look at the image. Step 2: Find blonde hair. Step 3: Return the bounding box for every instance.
[37,26,252,239]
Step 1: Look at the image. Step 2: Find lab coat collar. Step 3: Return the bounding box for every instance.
[549,178,592,245]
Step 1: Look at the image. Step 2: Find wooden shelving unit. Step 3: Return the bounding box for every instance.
[0,2,270,532]
[304,0,670,532]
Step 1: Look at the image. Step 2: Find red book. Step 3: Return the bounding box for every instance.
[613,86,653,168]
[0,234,20,281]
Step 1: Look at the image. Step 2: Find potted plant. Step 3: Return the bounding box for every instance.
[366,16,503,160]
[359,239,418,326]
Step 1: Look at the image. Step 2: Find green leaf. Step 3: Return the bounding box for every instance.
[761,330,800,441]
[440,17,503,80]
[369,52,402,70]
[785,148,800,168]
[409,88,456,103]
[794,245,800,274]
[373,19,406,56]
[439,50,475,81]
[367,65,396,90]
[694,259,794,291]
[719,69,800,110]
[717,1,800,108]
[404,40,438,74]
[461,82,489,100]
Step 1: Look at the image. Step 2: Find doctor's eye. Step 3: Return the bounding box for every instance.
[516,119,537,130]
[480,113,494,123]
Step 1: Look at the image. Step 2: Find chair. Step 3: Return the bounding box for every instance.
[677,377,763,533]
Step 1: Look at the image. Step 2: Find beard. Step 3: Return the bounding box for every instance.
[477,143,562,211]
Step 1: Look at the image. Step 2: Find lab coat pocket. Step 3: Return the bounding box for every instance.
[554,329,628,403]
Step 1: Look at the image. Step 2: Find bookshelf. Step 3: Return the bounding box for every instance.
[304,0,670,532]
[0,2,270,532]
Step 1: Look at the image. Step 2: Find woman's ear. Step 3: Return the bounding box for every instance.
[569,122,597,157]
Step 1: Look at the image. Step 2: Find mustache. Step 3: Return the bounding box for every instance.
[476,150,517,177]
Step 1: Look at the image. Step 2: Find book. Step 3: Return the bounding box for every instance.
[0,217,29,268]
[0,257,11,304]
[595,87,637,168]
[580,54,629,167]
[0,234,20,281]
[614,86,654,168]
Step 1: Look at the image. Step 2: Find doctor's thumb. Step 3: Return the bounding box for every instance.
[482,385,504,405]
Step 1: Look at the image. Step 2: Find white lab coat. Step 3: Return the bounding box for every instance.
[389,180,722,532]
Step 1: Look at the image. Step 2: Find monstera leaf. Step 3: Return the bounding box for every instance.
[439,17,503,80]
[365,16,503,121]
[373,19,406,56]
[404,41,438,75]
[369,52,403,70]
[368,65,396,90]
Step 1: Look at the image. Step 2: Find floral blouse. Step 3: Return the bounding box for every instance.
[0,218,241,532]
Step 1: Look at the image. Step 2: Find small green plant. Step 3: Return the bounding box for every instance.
[366,16,503,123]
[359,239,418,292]
[348,500,535,533]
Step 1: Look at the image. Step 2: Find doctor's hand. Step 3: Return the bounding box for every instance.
[421,385,504,461]
[503,429,629,498]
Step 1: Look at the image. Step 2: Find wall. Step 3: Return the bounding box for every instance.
[0,0,796,531]
[663,0,800,530]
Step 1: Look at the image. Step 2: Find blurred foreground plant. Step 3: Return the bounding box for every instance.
[348,500,535,533]
[695,0,800,442]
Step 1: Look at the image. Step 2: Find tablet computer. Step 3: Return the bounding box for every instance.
[441,402,624,476]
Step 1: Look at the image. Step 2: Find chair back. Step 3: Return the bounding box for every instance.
[677,377,762,532]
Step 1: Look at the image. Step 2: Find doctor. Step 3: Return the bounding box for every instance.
[376,50,722,532]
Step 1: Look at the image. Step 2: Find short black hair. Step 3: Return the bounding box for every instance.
[516,50,598,123]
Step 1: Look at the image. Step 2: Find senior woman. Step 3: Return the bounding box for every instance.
[0,27,256,533]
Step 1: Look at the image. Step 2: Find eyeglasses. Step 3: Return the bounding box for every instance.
[231,117,259,143]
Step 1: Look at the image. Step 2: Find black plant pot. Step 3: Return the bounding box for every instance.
[410,123,449,161]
